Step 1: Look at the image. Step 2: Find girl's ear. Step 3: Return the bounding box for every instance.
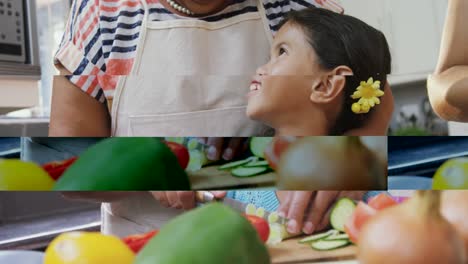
[310,66,353,104]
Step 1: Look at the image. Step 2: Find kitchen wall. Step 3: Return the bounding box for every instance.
[337,0,449,135]
[0,0,69,116]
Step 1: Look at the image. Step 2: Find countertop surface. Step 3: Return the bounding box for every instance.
[0,209,100,250]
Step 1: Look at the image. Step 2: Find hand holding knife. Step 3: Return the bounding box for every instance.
[195,191,288,225]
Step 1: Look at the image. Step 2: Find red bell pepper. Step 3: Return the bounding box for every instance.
[42,157,78,181]
[122,230,159,253]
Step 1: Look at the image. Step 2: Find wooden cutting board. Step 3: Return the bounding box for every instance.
[269,237,357,263]
[188,165,276,189]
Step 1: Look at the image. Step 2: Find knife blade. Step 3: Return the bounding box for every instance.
[195,191,288,225]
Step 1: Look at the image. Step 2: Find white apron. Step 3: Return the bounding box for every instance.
[103,0,272,237]
[111,0,272,137]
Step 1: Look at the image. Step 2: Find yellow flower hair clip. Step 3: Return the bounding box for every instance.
[350,77,384,114]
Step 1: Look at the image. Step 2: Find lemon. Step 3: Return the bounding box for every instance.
[44,232,134,264]
[433,158,468,189]
[0,159,54,190]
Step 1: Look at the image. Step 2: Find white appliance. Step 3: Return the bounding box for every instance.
[0,0,40,76]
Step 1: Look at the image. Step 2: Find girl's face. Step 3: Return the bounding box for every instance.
[246,22,326,126]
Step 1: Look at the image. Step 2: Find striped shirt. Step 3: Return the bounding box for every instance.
[55,0,344,103]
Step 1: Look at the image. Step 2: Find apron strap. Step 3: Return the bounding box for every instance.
[256,0,273,46]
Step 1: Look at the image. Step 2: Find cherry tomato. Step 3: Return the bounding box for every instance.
[164,141,189,169]
[368,193,398,210]
[243,214,270,243]
[265,136,298,171]
[345,202,377,244]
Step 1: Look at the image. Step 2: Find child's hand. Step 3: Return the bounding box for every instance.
[277,191,366,235]
[151,191,227,210]
[197,138,248,161]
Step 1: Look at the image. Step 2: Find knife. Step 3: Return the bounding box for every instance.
[195,191,288,225]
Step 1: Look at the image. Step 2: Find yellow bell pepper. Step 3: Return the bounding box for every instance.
[44,232,135,264]
[0,159,54,190]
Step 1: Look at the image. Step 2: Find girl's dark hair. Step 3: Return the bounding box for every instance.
[278,8,392,135]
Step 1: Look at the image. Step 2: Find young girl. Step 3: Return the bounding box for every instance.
[247,8,392,135]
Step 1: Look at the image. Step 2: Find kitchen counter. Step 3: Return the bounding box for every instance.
[388,137,468,176]
[0,138,20,158]
[0,118,49,137]
[0,209,100,250]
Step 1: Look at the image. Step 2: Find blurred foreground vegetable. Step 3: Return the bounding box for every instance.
[135,203,270,264]
[53,138,190,190]
[277,137,385,189]
[358,191,466,264]
[0,159,54,190]
[44,232,135,264]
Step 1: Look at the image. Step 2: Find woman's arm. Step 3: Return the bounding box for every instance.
[49,65,111,136]
[434,0,468,74]
[427,0,468,122]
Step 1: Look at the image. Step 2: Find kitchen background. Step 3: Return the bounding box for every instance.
[0,0,458,136]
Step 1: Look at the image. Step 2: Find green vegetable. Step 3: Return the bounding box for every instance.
[298,230,338,243]
[218,157,257,170]
[245,160,269,167]
[250,137,273,159]
[231,167,269,177]
[324,233,350,241]
[135,203,270,264]
[330,198,356,232]
[311,239,350,251]
[53,138,190,190]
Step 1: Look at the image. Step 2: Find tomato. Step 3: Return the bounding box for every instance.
[344,202,377,244]
[265,136,298,170]
[42,157,78,180]
[122,230,159,253]
[44,232,134,264]
[243,214,270,243]
[164,141,190,169]
[368,193,398,210]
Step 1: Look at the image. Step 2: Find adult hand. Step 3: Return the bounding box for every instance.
[151,191,227,210]
[197,137,248,161]
[276,191,366,234]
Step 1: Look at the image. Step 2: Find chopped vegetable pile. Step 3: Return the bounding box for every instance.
[218,137,273,178]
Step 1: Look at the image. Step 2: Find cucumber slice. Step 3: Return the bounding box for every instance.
[298,229,338,243]
[250,137,273,159]
[218,157,257,171]
[324,233,349,241]
[311,239,350,251]
[245,160,269,167]
[231,166,269,177]
[330,198,356,232]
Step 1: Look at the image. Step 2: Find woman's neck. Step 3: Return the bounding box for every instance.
[161,0,231,17]
[272,110,329,136]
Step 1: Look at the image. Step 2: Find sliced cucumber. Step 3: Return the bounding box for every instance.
[324,233,349,241]
[311,239,350,251]
[330,198,356,232]
[245,160,269,167]
[298,229,338,243]
[218,157,257,171]
[231,166,269,177]
[250,137,273,159]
